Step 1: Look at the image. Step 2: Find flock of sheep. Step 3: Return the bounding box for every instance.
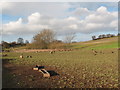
[19,49,72,58]
[19,54,32,58]
[2,48,119,58]
[91,49,117,56]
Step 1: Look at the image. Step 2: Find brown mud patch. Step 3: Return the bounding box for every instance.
[2,59,64,88]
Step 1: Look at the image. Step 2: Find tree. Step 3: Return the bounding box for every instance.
[10,41,17,47]
[1,41,10,49]
[25,40,29,44]
[92,36,97,40]
[98,35,103,39]
[33,29,56,49]
[64,32,76,44]
[17,38,24,44]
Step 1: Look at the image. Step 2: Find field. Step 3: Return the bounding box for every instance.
[2,37,119,88]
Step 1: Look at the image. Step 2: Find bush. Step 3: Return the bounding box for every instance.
[48,42,66,49]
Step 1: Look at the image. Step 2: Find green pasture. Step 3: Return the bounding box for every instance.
[71,37,118,50]
[90,42,118,49]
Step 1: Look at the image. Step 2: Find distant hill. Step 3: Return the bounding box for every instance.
[71,36,118,49]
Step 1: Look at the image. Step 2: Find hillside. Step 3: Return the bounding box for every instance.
[4,36,118,51]
[71,36,118,49]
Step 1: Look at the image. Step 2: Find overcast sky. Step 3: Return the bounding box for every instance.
[0,2,118,42]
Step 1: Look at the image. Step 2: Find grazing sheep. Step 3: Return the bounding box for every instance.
[94,50,97,53]
[100,51,104,54]
[64,49,67,51]
[50,51,52,54]
[2,54,7,57]
[69,49,73,51]
[26,56,32,58]
[20,55,23,58]
[94,54,97,55]
[50,51,55,54]
[26,56,29,58]
[92,49,98,55]
[29,56,32,58]
[92,49,97,53]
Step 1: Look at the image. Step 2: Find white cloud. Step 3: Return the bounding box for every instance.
[2,6,118,37]
[66,16,77,21]
[28,12,42,24]
[74,7,90,16]
[3,18,23,34]
[110,20,118,30]
[96,6,107,13]
[68,24,78,29]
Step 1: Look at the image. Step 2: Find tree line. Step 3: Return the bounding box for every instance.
[1,29,76,49]
[2,29,118,49]
[1,38,29,49]
[92,34,118,40]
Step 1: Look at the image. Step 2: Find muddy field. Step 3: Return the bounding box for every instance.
[2,48,118,88]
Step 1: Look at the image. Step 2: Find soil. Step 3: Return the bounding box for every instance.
[2,59,62,88]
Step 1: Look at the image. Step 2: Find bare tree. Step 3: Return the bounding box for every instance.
[33,29,56,49]
[64,32,76,44]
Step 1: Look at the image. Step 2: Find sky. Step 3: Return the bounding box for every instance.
[0,2,118,43]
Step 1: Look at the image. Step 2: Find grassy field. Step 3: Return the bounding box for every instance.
[71,36,118,49]
[2,37,119,88]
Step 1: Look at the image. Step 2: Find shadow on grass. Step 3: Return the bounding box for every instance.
[35,65,59,76]
[47,70,59,76]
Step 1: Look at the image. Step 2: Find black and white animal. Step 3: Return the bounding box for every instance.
[20,54,23,58]
[50,51,55,54]
[26,56,32,58]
